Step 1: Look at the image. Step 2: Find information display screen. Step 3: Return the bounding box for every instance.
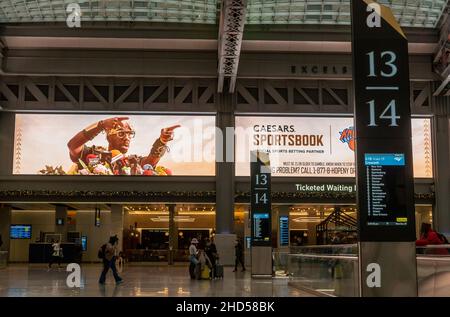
[245,236,251,249]
[10,225,32,239]
[81,236,87,251]
[364,153,408,226]
[279,216,289,246]
[253,213,270,243]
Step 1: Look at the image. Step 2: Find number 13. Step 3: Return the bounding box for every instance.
[367,51,398,78]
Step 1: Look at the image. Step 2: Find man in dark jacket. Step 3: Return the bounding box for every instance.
[99,235,123,285]
[205,238,218,267]
[233,239,246,272]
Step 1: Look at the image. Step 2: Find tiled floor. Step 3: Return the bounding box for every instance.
[0,264,315,297]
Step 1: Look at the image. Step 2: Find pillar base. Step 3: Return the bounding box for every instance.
[214,233,236,266]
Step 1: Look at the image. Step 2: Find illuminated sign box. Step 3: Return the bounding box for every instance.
[13,114,216,176]
[235,117,432,178]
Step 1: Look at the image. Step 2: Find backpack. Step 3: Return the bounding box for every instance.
[98,244,107,259]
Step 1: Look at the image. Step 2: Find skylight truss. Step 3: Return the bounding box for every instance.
[0,0,447,28]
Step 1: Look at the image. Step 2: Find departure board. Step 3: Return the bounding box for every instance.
[253,213,270,243]
[364,153,408,226]
[279,216,289,246]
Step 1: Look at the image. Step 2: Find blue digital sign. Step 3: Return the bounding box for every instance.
[279,216,289,247]
[253,213,270,242]
[81,236,87,251]
[364,153,405,166]
[245,236,251,249]
[10,225,32,239]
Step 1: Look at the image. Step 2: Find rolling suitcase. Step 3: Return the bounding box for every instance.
[214,264,224,279]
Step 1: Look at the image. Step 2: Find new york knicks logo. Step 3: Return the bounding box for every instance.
[339,127,355,151]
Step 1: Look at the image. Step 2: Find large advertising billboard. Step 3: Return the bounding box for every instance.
[13,114,216,176]
[235,116,432,178]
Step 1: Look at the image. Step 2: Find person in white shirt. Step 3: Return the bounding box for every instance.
[48,240,62,269]
[189,238,199,279]
[189,238,199,265]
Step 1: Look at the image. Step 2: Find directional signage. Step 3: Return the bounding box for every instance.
[351,0,415,242]
[250,151,272,246]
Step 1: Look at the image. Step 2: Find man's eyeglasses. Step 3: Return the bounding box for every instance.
[109,130,136,139]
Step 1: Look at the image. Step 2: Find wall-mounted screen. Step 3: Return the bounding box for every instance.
[10,225,32,239]
[13,114,216,176]
[235,117,432,178]
[81,236,87,251]
[279,216,289,247]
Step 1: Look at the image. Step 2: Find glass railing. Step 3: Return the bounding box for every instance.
[273,250,289,277]
[417,245,450,297]
[287,244,450,297]
[287,244,359,297]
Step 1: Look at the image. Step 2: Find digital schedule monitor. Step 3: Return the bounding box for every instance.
[252,213,270,244]
[10,225,32,239]
[364,153,408,227]
[81,236,87,251]
[279,216,289,247]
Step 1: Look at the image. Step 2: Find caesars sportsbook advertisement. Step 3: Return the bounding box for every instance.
[13,114,215,176]
[235,116,431,178]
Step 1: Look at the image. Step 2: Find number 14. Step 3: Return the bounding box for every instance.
[367,99,400,127]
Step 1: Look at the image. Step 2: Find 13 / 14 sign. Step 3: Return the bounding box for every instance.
[351,0,415,242]
[250,151,272,246]
[352,2,411,139]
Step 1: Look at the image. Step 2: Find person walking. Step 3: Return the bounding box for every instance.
[99,235,123,285]
[233,238,246,272]
[48,240,62,269]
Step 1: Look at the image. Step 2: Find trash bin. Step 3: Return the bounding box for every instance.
[0,251,8,269]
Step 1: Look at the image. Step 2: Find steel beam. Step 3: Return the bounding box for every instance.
[434,4,450,96]
[217,0,247,93]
